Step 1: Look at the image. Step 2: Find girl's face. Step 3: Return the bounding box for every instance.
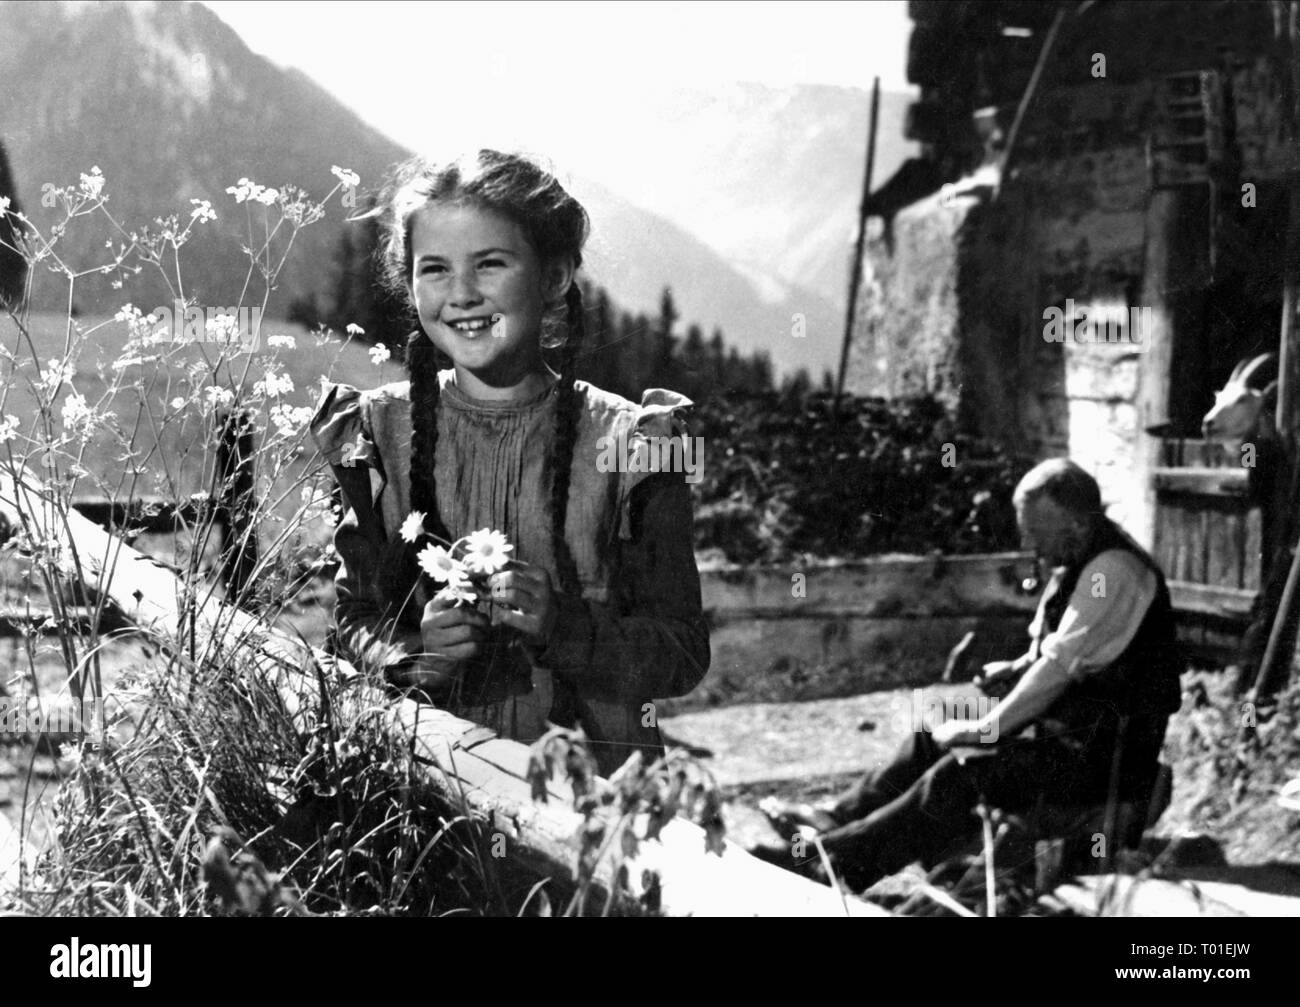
[409,202,569,396]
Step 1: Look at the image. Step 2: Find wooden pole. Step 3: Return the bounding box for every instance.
[216,408,258,604]
[1252,1,1300,698]
[997,6,1070,188]
[1276,1,1300,453]
[833,75,881,417]
[1134,188,1184,551]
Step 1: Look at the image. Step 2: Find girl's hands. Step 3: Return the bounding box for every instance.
[415,592,489,686]
[487,561,559,647]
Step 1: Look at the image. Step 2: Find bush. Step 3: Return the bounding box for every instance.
[691,390,1034,564]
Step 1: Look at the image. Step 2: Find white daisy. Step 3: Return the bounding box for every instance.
[461,528,513,575]
[399,511,426,543]
[417,543,468,584]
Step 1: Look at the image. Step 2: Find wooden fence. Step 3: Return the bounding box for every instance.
[0,463,884,916]
[675,552,1041,711]
[1153,436,1268,662]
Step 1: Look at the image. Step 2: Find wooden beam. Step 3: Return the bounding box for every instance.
[1052,874,1249,918]
[1167,580,1257,620]
[834,75,881,414]
[1152,468,1250,496]
[0,813,21,899]
[1135,175,1210,550]
[0,465,885,917]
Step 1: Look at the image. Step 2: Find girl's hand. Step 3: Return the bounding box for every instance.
[487,561,559,646]
[417,592,489,682]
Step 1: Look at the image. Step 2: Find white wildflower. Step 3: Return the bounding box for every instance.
[0,195,10,214]
[204,385,235,410]
[254,369,294,398]
[79,166,104,198]
[369,343,390,366]
[253,186,279,205]
[266,334,296,350]
[189,198,217,222]
[399,511,426,543]
[331,166,361,189]
[170,397,186,410]
[226,178,257,203]
[0,414,19,443]
[61,392,93,431]
[345,323,365,336]
[38,358,73,393]
[114,304,160,341]
[269,403,313,437]
[205,313,240,342]
[417,544,469,585]
[461,528,513,575]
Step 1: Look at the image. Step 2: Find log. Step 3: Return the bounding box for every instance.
[1053,875,1249,918]
[0,813,21,899]
[0,465,885,917]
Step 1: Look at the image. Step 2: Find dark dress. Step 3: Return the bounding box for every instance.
[310,371,710,775]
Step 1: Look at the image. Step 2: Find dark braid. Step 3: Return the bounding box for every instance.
[549,283,585,596]
[406,329,451,547]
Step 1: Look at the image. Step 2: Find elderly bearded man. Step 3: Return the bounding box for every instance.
[762,459,1182,890]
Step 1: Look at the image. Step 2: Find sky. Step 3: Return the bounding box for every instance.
[204,0,915,160]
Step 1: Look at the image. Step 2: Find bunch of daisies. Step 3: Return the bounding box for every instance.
[400,511,514,606]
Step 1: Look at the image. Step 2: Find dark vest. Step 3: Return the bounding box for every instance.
[1032,519,1181,796]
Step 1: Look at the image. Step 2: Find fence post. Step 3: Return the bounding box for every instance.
[215,408,258,606]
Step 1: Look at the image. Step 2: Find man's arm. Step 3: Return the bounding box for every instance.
[935,550,1157,748]
[976,653,1073,738]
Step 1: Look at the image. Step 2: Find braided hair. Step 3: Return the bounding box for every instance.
[376,151,590,596]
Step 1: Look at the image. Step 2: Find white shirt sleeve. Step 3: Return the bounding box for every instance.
[1036,550,1158,680]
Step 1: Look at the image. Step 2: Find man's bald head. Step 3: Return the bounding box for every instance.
[1013,459,1103,566]
[1013,459,1103,518]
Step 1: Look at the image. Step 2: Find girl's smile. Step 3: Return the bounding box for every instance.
[409,203,571,400]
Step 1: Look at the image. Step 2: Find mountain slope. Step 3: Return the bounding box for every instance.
[0,0,407,318]
[1,0,858,378]
[551,82,916,313]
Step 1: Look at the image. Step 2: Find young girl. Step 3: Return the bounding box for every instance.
[311,150,709,776]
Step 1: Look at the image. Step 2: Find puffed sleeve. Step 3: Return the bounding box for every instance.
[311,382,425,678]
[533,388,710,701]
[615,388,699,539]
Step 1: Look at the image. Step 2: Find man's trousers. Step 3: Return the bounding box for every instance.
[817,727,1120,889]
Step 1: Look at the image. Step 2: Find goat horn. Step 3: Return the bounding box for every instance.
[1236,353,1277,388]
